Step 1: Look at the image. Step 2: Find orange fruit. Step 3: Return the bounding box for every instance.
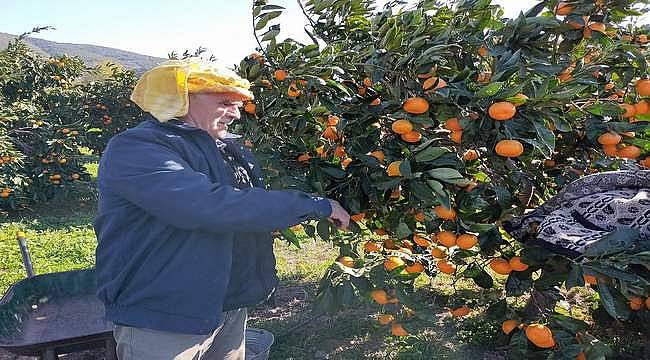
[444,117,463,131]
[414,212,426,223]
[337,256,355,268]
[634,79,650,96]
[640,156,650,168]
[597,132,621,145]
[436,231,457,248]
[502,319,519,335]
[243,102,256,114]
[544,159,556,168]
[490,258,512,275]
[463,149,479,161]
[413,234,431,247]
[488,102,517,121]
[333,146,346,159]
[588,22,606,33]
[465,181,478,192]
[630,297,644,311]
[620,103,636,118]
[375,228,388,236]
[377,314,395,325]
[422,77,447,91]
[405,262,425,273]
[322,126,338,140]
[645,297,650,309]
[370,150,385,163]
[634,100,649,114]
[457,234,478,250]
[509,256,529,271]
[604,83,615,91]
[391,323,409,336]
[434,205,456,220]
[386,161,402,177]
[297,154,311,162]
[384,256,405,272]
[450,305,470,317]
[567,19,584,29]
[370,98,381,106]
[450,130,463,144]
[602,144,618,157]
[555,2,574,15]
[341,157,353,168]
[71,173,80,180]
[617,145,641,159]
[477,71,491,84]
[478,46,488,57]
[351,213,366,222]
[430,246,448,259]
[437,260,456,274]
[327,115,340,126]
[0,192,9,198]
[403,97,430,114]
[364,241,383,253]
[274,69,288,81]
[371,289,390,304]
[391,119,413,134]
[558,72,573,82]
[401,131,422,143]
[358,86,367,96]
[583,274,598,285]
[576,352,587,360]
[287,82,301,97]
[495,139,524,157]
[525,324,556,349]
[363,77,373,87]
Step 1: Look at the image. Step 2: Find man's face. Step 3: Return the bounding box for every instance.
[186,92,245,138]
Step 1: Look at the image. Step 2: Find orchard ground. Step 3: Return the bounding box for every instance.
[0,157,644,360]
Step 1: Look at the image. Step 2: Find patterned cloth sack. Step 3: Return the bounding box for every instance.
[503,170,650,257]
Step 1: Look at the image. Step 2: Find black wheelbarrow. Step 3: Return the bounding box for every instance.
[0,232,116,360]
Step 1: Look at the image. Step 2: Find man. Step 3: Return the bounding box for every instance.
[94,58,350,359]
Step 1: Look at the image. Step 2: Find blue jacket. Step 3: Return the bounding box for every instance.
[94,116,331,334]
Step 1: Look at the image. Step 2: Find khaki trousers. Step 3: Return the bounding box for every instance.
[113,308,247,360]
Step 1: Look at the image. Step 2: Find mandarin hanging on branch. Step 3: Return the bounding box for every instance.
[403,97,429,114]
[273,69,288,81]
[555,2,574,15]
[488,102,517,120]
[434,205,456,220]
[422,77,447,91]
[525,324,556,349]
[502,320,519,335]
[495,139,524,157]
[597,132,621,145]
[401,131,422,143]
[386,161,402,176]
[444,117,463,131]
[391,119,413,134]
[490,258,513,275]
[636,79,650,96]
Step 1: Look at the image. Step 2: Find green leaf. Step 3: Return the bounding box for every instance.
[427,168,465,184]
[475,82,504,98]
[280,228,301,248]
[255,11,282,30]
[505,271,533,296]
[484,299,507,320]
[396,222,412,239]
[585,102,624,117]
[261,28,280,42]
[320,165,347,179]
[317,219,330,241]
[399,160,411,177]
[597,282,631,321]
[565,264,584,290]
[414,146,450,162]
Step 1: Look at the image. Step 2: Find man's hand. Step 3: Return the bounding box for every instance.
[328,199,350,230]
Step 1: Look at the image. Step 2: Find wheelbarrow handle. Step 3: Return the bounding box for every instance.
[16,231,35,278]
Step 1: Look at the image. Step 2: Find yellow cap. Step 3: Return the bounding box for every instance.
[130,57,253,122]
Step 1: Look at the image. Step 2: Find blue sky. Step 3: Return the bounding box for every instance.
[2,1,648,67]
